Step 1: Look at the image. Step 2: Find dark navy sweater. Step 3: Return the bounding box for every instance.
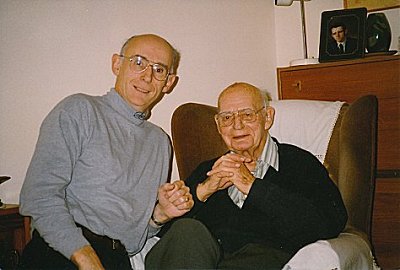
[163,140,347,255]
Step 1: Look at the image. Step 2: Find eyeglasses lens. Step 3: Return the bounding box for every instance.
[129,55,168,81]
[216,109,258,127]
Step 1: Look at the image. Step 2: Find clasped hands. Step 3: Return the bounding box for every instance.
[71,181,193,270]
[197,152,256,202]
[152,180,194,226]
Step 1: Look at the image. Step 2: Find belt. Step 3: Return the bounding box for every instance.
[77,224,127,255]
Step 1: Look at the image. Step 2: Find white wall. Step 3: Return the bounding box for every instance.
[1,0,399,204]
[0,0,277,203]
[275,0,342,66]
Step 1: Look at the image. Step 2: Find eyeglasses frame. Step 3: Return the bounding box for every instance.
[215,106,266,127]
[119,54,171,81]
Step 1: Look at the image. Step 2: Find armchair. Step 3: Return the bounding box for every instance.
[171,95,379,269]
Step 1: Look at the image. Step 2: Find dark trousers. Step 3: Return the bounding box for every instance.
[18,227,132,270]
[145,218,292,270]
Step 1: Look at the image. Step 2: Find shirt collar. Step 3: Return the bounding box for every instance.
[253,134,279,178]
[104,88,146,125]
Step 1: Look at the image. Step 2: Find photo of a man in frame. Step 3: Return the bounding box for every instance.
[319,8,366,63]
[327,20,358,55]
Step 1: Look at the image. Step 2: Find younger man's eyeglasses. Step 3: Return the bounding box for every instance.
[119,55,170,81]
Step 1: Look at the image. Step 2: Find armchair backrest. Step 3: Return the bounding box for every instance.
[171,95,377,242]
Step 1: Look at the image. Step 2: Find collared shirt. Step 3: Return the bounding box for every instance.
[338,42,345,53]
[228,134,279,208]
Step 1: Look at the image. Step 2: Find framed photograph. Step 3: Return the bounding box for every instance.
[344,0,400,12]
[318,8,367,63]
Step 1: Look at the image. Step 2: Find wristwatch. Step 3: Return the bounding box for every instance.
[151,213,164,227]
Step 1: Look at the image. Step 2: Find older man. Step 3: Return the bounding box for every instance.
[145,82,347,269]
[19,34,193,270]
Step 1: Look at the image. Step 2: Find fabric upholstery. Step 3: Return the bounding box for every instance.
[171,103,227,181]
[282,233,377,270]
[268,100,344,163]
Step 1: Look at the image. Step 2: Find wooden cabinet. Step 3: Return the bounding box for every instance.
[0,205,30,269]
[277,55,400,269]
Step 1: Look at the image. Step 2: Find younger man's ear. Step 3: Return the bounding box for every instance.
[162,75,179,94]
[111,54,122,76]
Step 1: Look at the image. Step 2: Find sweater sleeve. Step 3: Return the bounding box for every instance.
[19,96,90,259]
[244,145,347,251]
[183,160,216,216]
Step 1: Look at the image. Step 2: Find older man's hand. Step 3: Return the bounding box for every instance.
[205,152,255,195]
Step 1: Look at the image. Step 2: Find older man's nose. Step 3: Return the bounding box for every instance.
[233,115,245,129]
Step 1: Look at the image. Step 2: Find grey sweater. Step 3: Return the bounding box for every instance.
[20,88,171,258]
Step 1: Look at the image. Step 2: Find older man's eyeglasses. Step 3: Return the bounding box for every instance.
[215,107,265,127]
[119,55,170,81]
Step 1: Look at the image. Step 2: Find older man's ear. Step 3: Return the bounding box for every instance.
[264,106,275,130]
